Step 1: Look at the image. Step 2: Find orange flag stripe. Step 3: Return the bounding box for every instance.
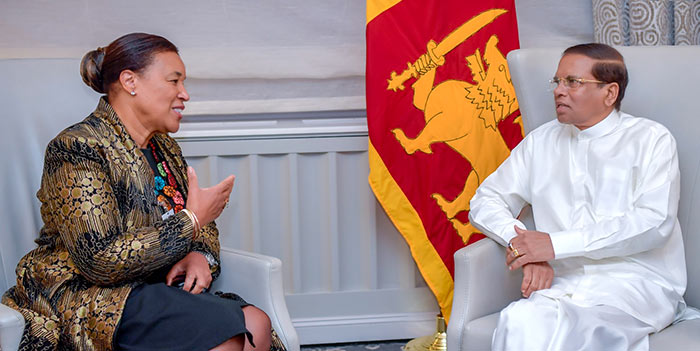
[368,142,454,322]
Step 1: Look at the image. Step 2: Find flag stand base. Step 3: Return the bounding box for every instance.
[404,314,447,351]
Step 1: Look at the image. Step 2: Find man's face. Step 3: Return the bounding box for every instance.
[553,54,612,129]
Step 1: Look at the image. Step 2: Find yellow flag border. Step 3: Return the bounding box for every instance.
[368,141,454,321]
[366,0,402,24]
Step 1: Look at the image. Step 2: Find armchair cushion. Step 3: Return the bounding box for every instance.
[0,302,24,351]
[464,313,499,351]
[649,319,700,349]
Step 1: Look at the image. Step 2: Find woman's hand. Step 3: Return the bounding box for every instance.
[186,166,235,226]
[165,252,212,294]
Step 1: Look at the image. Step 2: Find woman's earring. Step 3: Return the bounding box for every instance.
[130,91,136,96]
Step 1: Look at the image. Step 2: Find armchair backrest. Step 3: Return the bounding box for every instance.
[0,58,98,294]
[507,46,700,308]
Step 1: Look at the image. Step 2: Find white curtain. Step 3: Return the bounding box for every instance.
[0,0,367,114]
[593,0,700,45]
[0,0,595,117]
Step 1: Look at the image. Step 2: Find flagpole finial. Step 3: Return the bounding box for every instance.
[404,314,447,351]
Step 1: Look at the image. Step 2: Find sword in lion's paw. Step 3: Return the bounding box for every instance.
[386,8,508,92]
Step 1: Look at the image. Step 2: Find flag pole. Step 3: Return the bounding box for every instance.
[404,313,447,351]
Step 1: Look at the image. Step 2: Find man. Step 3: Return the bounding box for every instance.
[469,43,688,350]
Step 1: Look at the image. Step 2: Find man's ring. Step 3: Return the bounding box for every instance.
[509,242,520,257]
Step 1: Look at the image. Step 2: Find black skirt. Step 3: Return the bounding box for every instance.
[115,282,253,351]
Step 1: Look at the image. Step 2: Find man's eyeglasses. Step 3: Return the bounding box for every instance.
[549,76,607,90]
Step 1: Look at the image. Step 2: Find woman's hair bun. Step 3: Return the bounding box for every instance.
[80,34,178,95]
[80,47,106,94]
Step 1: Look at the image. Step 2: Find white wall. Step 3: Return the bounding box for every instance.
[177,122,440,343]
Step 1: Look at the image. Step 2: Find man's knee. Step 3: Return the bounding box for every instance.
[498,297,557,333]
[493,297,559,350]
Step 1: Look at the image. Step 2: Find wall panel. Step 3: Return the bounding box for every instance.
[176,120,439,344]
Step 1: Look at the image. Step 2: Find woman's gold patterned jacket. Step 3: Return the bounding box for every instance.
[2,98,221,350]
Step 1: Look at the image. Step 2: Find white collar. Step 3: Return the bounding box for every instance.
[570,109,621,140]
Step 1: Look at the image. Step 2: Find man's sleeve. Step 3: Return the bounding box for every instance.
[469,135,532,247]
[549,132,680,259]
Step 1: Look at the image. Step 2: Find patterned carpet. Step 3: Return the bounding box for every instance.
[301,340,409,351]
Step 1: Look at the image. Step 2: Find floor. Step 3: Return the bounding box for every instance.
[301,340,409,351]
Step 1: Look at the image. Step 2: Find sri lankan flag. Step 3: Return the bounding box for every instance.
[366,0,524,320]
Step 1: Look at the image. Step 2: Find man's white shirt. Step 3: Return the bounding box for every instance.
[469,110,687,331]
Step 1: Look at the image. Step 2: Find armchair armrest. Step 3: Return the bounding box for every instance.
[448,238,522,349]
[1,302,24,351]
[211,248,299,351]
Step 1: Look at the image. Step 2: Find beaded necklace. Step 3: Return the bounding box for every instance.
[148,140,185,213]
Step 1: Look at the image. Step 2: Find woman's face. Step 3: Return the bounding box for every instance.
[133,51,189,134]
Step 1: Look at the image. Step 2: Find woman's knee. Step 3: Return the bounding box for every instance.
[243,306,271,331]
[210,334,245,351]
[242,306,271,349]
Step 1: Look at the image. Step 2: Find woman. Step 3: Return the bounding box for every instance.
[1,33,283,351]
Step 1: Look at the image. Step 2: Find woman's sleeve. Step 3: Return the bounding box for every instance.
[43,133,195,286]
[164,136,223,280]
[192,223,222,280]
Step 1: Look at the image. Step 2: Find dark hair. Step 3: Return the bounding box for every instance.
[80,33,179,94]
[563,43,628,110]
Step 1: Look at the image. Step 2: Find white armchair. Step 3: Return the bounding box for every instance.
[0,58,299,351]
[448,46,700,350]
[0,250,299,351]
[213,248,299,351]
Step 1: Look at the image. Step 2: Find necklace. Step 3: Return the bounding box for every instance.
[148,140,185,213]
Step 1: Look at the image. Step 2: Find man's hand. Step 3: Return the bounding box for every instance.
[520,262,554,298]
[506,226,555,270]
[166,252,212,294]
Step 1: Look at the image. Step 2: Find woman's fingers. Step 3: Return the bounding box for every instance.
[185,172,236,225]
[191,273,213,295]
[183,273,196,293]
[187,270,212,295]
[214,175,235,195]
[165,263,186,286]
[165,253,214,294]
[187,167,199,192]
[191,281,204,295]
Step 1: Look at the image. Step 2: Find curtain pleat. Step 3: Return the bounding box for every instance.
[593,0,700,45]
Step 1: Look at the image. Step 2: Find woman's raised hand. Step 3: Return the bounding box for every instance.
[185,166,235,226]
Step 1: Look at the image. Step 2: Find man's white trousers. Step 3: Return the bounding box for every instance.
[492,293,655,351]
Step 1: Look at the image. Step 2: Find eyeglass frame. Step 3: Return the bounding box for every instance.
[548,76,608,90]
